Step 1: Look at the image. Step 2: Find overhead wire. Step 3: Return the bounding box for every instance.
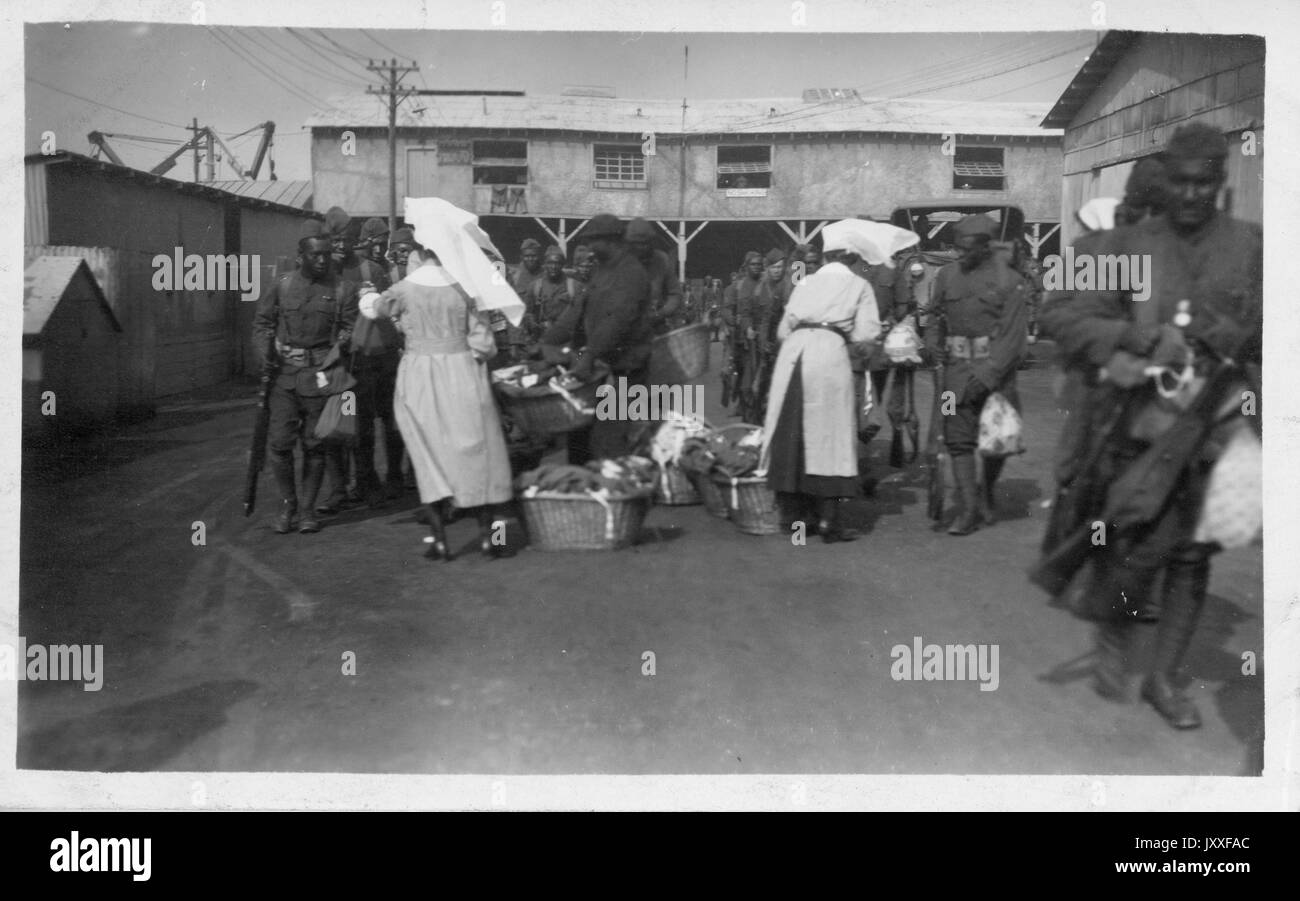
[204,27,323,106]
[236,28,371,89]
[27,77,188,130]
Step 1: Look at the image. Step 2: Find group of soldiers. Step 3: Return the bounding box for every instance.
[251,210,703,530]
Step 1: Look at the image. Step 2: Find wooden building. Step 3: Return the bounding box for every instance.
[23,256,122,439]
[1043,31,1264,248]
[307,90,1064,276]
[25,152,319,416]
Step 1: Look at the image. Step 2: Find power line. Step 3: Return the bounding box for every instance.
[284,27,373,81]
[27,77,188,130]
[237,28,371,89]
[205,27,322,106]
[311,28,373,61]
[361,28,404,58]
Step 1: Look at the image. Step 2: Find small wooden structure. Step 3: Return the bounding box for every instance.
[23,256,123,438]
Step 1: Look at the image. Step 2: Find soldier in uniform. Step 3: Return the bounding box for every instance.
[515,244,577,355]
[624,218,683,334]
[350,217,406,504]
[542,214,653,461]
[724,251,765,418]
[1035,124,1261,729]
[388,226,416,283]
[742,248,789,424]
[925,213,1030,536]
[252,221,360,533]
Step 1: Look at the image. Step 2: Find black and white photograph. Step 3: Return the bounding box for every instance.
[4,0,1294,812]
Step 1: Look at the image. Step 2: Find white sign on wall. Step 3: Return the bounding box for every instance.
[725,188,768,198]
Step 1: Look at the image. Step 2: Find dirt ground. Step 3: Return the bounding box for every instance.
[17,342,1264,776]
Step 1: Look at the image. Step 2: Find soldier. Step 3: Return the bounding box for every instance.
[925,213,1030,536]
[541,214,653,461]
[350,217,406,504]
[624,217,683,334]
[252,221,360,534]
[515,244,577,355]
[742,248,788,423]
[725,251,765,418]
[1035,124,1261,729]
[388,226,417,283]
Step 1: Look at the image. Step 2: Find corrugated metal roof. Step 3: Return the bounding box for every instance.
[305,93,1061,138]
[205,179,314,210]
[24,255,121,337]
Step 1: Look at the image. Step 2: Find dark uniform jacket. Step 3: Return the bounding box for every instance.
[253,270,359,396]
[926,254,1029,402]
[643,249,682,323]
[1034,212,1262,588]
[543,247,652,374]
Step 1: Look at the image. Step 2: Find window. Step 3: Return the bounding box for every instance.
[716,145,772,189]
[593,144,646,187]
[953,146,1005,191]
[472,140,528,185]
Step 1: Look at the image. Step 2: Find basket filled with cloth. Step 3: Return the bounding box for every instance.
[513,455,658,550]
[645,414,716,506]
[706,423,779,534]
[491,361,610,437]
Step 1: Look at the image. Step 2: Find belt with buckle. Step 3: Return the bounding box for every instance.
[946,335,990,360]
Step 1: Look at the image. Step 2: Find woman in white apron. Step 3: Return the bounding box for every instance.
[761,220,919,542]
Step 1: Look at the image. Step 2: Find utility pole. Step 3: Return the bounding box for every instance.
[190,117,201,183]
[204,127,215,182]
[367,59,418,236]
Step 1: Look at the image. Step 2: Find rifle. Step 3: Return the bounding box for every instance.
[244,338,278,517]
[924,363,947,520]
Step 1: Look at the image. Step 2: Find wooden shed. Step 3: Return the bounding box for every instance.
[23,256,123,439]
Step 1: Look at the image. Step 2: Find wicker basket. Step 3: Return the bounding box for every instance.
[712,473,779,535]
[495,375,604,436]
[518,489,653,550]
[692,471,730,518]
[655,463,702,506]
[648,323,711,386]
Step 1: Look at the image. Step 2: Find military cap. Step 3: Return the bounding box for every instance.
[583,213,625,240]
[358,217,389,243]
[624,217,656,242]
[743,250,762,264]
[953,213,998,241]
[1164,122,1229,162]
[763,248,785,265]
[520,238,542,253]
[324,206,351,237]
[543,244,565,262]
[391,226,416,245]
[298,218,329,240]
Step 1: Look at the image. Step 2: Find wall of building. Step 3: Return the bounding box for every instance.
[1059,33,1264,246]
[310,127,1063,225]
[24,285,121,438]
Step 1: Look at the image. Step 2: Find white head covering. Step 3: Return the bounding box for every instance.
[821,220,920,269]
[402,196,526,325]
[1077,197,1120,233]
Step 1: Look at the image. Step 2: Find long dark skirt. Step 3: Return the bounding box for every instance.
[767,357,860,499]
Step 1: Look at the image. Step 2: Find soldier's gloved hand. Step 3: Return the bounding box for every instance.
[1104,350,1150,388]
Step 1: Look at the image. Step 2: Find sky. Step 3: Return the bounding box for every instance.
[25,23,1098,182]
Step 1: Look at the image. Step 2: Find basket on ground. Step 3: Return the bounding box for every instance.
[647,323,711,386]
[518,490,653,550]
[711,473,779,535]
[494,369,606,436]
[691,471,730,518]
[655,463,701,506]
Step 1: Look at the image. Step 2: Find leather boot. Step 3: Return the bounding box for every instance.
[299,452,326,533]
[315,446,351,514]
[1140,557,1210,729]
[270,450,298,534]
[947,453,981,535]
[817,498,861,543]
[423,500,452,561]
[980,455,1005,525]
[477,506,516,559]
[1092,617,1132,701]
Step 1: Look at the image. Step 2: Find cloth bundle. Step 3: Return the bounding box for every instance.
[647,413,713,468]
[978,392,1025,457]
[514,455,658,499]
[708,426,765,477]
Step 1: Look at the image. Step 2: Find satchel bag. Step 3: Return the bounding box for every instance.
[313,288,360,443]
[978,391,1025,457]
